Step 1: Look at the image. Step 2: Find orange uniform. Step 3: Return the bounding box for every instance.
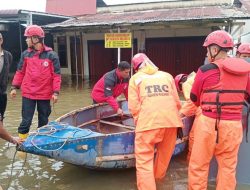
[180,72,198,117]
[129,54,183,190]
[179,72,202,162]
[188,30,250,190]
[189,58,250,190]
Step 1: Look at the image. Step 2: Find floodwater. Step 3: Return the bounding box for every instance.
[0,78,249,190]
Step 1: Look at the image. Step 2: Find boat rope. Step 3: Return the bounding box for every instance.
[30,135,70,152]
[6,145,27,190]
[29,123,93,152]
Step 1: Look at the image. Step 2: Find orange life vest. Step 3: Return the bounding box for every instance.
[201,58,250,115]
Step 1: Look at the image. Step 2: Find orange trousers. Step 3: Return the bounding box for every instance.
[188,114,243,190]
[135,128,177,190]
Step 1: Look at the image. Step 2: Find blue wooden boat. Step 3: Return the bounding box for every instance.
[18,100,194,169]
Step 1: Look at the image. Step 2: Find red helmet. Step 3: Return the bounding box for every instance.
[131,53,149,70]
[237,43,250,54]
[203,30,234,48]
[24,25,45,38]
[174,74,188,92]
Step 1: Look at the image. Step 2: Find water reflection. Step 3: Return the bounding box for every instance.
[0,79,249,190]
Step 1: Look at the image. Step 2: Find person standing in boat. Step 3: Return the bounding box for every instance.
[91,61,130,116]
[188,30,250,190]
[128,53,183,190]
[10,25,61,140]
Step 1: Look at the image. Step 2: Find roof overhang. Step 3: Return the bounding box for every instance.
[44,5,250,32]
[0,9,72,25]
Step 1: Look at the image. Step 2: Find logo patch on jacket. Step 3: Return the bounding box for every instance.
[145,85,169,97]
[106,87,111,91]
[43,61,49,67]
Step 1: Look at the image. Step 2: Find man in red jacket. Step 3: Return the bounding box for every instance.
[188,30,250,190]
[91,61,130,116]
[10,25,61,139]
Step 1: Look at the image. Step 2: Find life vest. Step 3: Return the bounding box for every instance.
[201,57,250,115]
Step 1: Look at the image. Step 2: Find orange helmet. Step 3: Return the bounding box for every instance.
[131,53,149,70]
[24,25,45,38]
[174,74,188,92]
[203,30,234,48]
[237,43,250,54]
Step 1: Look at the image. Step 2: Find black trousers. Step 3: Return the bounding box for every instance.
[0,94,7,121]
[18,97,51,134]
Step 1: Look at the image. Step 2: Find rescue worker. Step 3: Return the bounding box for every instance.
[188,30,250,190]
[0,33,13,121]
[91,61,130,116]
[128,53,183,190]
[10,25,61,140]
[236,43,250,62]
[175,73,198,118]
[175,72,201,162]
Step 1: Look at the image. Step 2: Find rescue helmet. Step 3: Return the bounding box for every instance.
[237,43,250,54]
[203,30,234,48]
[131,53,149,70]
[24,25,45,38]
[174,74,188,92]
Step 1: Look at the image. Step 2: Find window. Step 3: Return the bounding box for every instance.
[57,36,68,68]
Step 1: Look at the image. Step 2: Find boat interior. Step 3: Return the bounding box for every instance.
[78,114,135,134]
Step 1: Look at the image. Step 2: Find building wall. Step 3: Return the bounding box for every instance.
[53,26,211,78]
[52,21,250,79]
[230,20,250,55]
[240,20,250,43]
[46,0,96,16]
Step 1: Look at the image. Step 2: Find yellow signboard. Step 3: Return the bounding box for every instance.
[105,33,132,48]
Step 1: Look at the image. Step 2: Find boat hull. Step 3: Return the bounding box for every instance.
[18,101,194,169]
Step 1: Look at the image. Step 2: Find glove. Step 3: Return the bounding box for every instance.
[177,128,183,140]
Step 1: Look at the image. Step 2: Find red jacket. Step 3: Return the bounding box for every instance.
[201,58,249,115]
[91,69,129,111]
[191,58,250,120]
[12,46,61,100]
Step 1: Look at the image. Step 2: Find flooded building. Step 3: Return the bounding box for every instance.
[33,1,250,80]
[0,9,71,71]
[2,0,250,80]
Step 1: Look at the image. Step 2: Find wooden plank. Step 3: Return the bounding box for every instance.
[78,119,99,128]
[102,113,132,119]
[96,153,135,162]
[99,120,135,130]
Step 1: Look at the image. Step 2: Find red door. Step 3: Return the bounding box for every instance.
[146,37,207,76]
[88,40,137,81]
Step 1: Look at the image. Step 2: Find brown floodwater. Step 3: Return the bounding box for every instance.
[0,79,249,190]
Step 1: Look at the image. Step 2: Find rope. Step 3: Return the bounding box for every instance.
[30,135,70,152]
[29,123,93,152]
[5,146,27,190]
[4,123,92,189]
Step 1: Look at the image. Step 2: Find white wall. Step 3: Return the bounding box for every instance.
[53,26,214,78]
[240,20,250,43]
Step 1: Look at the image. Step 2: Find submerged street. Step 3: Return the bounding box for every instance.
[0,80,249,190]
